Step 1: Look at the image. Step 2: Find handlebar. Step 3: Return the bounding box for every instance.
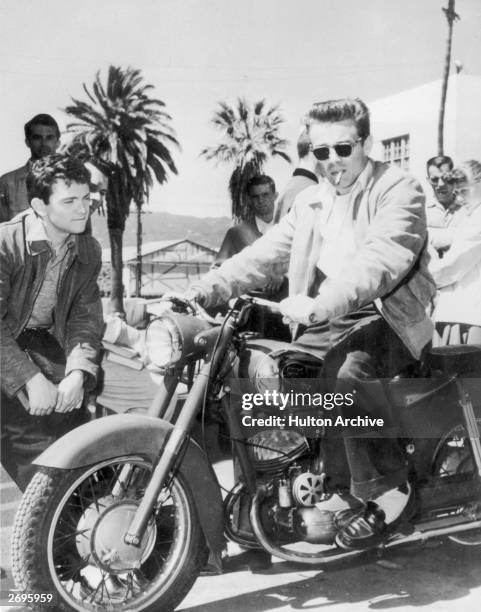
[154,293,282,323]
[245,295,282,314]
[154,295,220,325]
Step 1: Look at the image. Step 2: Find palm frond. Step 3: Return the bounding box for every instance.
[202,97,290,218]
[64,64,178,217]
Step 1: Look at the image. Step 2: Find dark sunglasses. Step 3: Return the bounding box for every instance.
[312,138,362,161]
[428,173,456,186]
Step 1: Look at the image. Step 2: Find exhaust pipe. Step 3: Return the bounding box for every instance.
[249,488,481,566]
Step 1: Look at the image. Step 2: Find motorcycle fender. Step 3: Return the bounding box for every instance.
[33,414,225,558]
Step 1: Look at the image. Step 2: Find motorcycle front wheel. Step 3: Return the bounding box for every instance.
[11,457,207,611]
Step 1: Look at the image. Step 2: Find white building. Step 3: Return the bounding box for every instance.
[101,239,217,297]
[369,74,481,187]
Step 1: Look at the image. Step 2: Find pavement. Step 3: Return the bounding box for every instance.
[2,462,481,612]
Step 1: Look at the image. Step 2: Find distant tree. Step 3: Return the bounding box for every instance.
[438,0,460,155]
[201,98,291,220]
[65,66,179,311]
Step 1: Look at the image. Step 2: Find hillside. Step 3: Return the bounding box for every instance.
[91,210,231,251]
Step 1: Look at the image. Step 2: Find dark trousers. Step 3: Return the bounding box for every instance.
[1,330,88,491]
[297,310,418,501]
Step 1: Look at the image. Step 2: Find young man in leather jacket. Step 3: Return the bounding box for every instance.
[0,153,104,490]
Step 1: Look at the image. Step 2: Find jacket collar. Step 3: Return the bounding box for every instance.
[307,158,374,208]
[17,161,31,177]
[23,210,85,261]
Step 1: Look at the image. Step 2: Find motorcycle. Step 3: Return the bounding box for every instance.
[11,295,481,611]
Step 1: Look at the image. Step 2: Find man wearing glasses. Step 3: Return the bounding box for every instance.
[188,98,435,550]
[426,155,465,257]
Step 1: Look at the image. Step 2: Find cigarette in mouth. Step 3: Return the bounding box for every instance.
[334,171,343,185]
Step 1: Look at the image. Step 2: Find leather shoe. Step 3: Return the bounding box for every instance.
[333,506,364,530]
[335,501,387,550]
[335,491,415,551]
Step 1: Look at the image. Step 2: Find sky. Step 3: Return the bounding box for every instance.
[1,0,480,217]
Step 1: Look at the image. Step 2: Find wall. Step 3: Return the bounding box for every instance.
[369,74,481,195]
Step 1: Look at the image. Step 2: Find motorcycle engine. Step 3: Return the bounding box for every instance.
[232,342,351,545]
[247,466,356,546]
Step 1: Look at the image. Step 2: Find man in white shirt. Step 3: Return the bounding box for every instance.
[426,155,465,257]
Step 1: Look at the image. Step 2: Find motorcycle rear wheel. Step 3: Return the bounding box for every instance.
[11,458,207,611]
[433,416,481,546]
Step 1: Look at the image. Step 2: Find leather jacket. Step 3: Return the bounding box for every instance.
[0,211,104,397]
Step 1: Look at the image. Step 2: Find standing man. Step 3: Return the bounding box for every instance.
[214,174,287,336]
[274,129,320,222]
[214,175,278,265]
[426,155,465,257]
[0,114,60,222]
[0,153,104,490]
[188,98,435,550]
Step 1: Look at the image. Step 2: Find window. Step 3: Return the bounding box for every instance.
[382,134,410,170]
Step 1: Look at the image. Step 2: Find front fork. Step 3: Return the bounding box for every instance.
[124,361,212,545]
[124,317,237,546]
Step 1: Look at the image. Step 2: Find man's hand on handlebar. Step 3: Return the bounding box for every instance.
[160,289,207,311]
[279,295,318,326]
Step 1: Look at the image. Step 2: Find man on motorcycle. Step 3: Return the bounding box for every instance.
[0,153,104,490]
[187,97,436,550]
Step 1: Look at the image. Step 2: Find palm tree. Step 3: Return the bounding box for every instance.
[65,66,179,312]
[201,99,291,220]
[437,0,460,155]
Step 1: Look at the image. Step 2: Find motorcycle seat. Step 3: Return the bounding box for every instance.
[425,344,481,375]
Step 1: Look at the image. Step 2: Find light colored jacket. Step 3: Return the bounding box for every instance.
[194,160,435,359]
[431,202,481,326]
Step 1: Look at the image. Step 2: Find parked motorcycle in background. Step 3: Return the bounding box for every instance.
[11,295,481,611]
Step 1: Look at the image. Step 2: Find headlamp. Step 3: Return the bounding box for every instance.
[145,316,182,368]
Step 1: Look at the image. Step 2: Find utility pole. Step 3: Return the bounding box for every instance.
[437,0,460,155]
[135,199,143,297]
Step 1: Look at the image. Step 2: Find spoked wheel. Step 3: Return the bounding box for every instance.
[12,457,207,611]
[433,417,481,546]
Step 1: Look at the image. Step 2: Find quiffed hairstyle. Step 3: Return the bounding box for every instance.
[426,155,454,174]
[26,153,91,204]
[297,129,311,159]
[24,113,60,140]
[245,174,276,196]
[305,98,370,141]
